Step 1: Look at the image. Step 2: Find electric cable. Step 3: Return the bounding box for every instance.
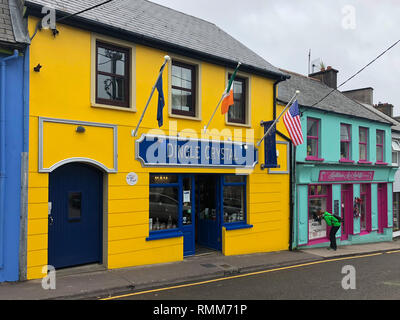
[310,39,400,107]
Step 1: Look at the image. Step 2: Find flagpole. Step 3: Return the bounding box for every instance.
[132,55,171,138]
[203,61,241,134]
[256,90,300,147]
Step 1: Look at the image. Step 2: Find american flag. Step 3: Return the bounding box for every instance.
[283,100,304,146]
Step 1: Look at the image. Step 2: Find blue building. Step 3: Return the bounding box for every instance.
[278,68,396,250]
[0,0,30,282]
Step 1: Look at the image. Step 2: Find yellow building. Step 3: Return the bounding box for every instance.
[25,0,291,280]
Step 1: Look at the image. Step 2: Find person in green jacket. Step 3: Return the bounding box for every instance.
[316,210,342,251]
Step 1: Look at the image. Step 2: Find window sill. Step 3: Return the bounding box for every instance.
[91,103,136,113]
[224,223,253,231]
[168,112,202,121]
[146,230,183,241]
[375,161,388,165]
[225,121,251,128]
[305,156,324,162]
[358,160,372,165]
[339,159,355,163]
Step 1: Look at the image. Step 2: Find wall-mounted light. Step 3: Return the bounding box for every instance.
[76,126,86,133]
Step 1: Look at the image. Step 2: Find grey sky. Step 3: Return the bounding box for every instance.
[150,0,400,116]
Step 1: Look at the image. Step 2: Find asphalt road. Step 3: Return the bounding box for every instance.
[106,251,400,300]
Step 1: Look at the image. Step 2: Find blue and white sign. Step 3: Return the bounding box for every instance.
[135,134,258,168]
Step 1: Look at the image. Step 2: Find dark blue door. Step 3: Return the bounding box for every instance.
[197,175,222,251]
[48,163,103,269]
[182,176,195,256]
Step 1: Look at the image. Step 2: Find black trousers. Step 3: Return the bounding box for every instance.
[329,226,340,249]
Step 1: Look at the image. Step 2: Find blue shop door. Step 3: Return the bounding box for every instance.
[196,175,222,251]
[48,163,103,269]
[182,176,195,256]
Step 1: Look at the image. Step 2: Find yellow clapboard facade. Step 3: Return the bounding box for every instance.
[26,17,291,280]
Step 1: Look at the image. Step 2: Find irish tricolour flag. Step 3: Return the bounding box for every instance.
[221,62,241,114]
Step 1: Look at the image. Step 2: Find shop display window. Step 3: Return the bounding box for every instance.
[393,192,400,231]
[149,174,179,232]
[223,175,246,224]
[308,184,330,241]
[360,184,371,232]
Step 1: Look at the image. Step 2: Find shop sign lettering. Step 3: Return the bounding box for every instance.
[319,170,374,182]
[135,134,258,168]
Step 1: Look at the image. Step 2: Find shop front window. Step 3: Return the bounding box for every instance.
[394,192,400,231]
[308,184,330,241]
[223,175,246,224]
[149,174,179,232]
[360,184,371,232]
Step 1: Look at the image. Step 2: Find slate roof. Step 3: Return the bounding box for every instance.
[0,0,30,47]
[0,0,17,43]
[277,69,391,125]
[25,0,287,79]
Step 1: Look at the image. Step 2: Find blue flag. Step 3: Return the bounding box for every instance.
[156,70,165,127]
[263,120,278,168]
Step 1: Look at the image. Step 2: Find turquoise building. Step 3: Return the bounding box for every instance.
[278,68,396,249]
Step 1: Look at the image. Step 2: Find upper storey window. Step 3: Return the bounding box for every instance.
[171,61,196,117]
[96,41,130,108]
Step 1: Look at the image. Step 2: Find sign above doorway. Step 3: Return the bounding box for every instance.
[135,134,258,168]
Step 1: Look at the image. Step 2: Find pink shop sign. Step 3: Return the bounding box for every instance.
[318,170,374,182]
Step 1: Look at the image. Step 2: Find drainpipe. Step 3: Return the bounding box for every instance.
[272,77,296,251]
[0,49,19,268]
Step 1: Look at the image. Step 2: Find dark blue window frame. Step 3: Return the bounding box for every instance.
[147,174,183,241]
[221,175,252,231]
[147,173,252,241]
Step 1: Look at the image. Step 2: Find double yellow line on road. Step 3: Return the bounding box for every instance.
[101,251,393,300]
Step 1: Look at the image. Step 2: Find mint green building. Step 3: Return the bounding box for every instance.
[278,68,396,249]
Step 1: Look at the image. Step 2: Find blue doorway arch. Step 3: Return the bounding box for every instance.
[48,163,103,269]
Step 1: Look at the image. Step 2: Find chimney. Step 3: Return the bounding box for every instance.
[309,66,338,89]
[342,87,374,105]
[374,102,394,117]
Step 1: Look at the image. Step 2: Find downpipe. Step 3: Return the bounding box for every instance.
[0,49,19,268]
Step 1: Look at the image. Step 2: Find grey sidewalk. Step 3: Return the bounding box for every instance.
[0,239,399,300]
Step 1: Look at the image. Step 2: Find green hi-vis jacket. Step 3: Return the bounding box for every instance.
[323,212,341,227]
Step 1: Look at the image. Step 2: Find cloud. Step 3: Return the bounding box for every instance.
[150,0,400,114]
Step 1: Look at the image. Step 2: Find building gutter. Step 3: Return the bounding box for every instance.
[0,49,19,268]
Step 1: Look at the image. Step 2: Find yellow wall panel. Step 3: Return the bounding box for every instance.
[27,234,48,252]
[108,224,148,241]
[27,219,47,236]
[28,203,48,220]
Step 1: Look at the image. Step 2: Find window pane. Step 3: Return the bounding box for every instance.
[340,125,350,141]
[68,192,81,220]
[223,185,245,223]
[97,74,126,101]
[392,152,398,165]
[359,144,367,160]
[149,187,179,231]
[182,177,192,225]
[97,47,126,76]
[172,64,192,90]
[172,88,192,112]
[228,78,245,123]
[359,128,367,143]
[308,197,327,240]
[377,146,383,161]
[377,131,384,145]
[360,193,367,231]
[150,174,178,184]
[341,141,349,159]
[307,119,318,137]
[307,138,318,156]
